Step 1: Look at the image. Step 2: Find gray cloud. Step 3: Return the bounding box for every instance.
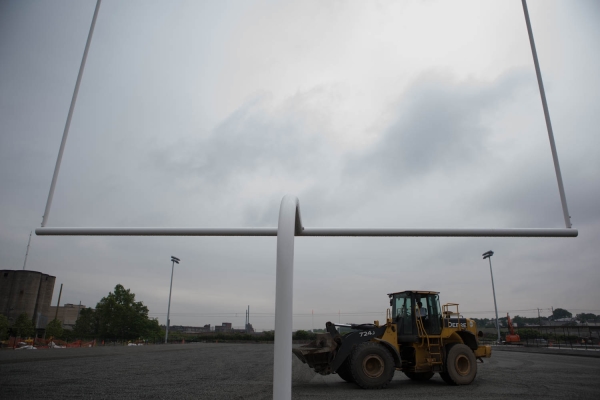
[159,89,337,187]
[350,69,534,182]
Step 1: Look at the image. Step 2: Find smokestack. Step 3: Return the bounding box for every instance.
[54,283,63,321]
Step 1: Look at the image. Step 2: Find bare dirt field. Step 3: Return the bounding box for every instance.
[1,343,599,399]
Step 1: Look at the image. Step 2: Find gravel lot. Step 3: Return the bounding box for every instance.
[1,343,599,399]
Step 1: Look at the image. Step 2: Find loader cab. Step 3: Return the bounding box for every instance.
[389,290,442,342]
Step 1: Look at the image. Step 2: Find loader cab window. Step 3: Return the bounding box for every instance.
[422,294,442,334]
[391,293,413,335]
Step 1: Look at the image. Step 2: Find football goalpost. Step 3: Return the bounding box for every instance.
[36,1,577,399]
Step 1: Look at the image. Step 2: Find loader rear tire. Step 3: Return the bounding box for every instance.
[442,343,477,385]
[336,358,354,383]
[350,342,395,389]
[404,371,434,381]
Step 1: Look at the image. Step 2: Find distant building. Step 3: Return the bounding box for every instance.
[538,318,579,327]
[553,318,577,324]
[0,269,55,329]
[215,322,232,332]
[46,303,89,330]
[170,324,211,334]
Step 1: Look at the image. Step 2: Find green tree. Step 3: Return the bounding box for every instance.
[145,318,163,342]
[13,313,35,338]
[293,330,310,340]
[472,318,491,328]
[73,308,98,339]
[511,315,525,326]
[576,313,597,323]
[95,284,154,341]
[61,329,75,341]
[0,314,9,340]
[552,308,572,320]
[45,319,63,339]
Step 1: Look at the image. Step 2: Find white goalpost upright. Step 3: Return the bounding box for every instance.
[36,1,577,399]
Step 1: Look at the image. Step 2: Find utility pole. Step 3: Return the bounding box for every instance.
[538,308,542,326]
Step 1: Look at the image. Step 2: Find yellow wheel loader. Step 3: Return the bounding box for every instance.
[293,290,492,389]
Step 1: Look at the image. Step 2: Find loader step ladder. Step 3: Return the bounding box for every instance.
[426,337,443,372]
[416,306,443,371]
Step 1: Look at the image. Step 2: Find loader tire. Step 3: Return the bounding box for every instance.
[350,342,395,389]
[441,343,477,385]
[404,371,434,381]
[336,358,354,383]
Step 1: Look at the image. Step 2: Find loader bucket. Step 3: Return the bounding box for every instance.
[292,333,339,375]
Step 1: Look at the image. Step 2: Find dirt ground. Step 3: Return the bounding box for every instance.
[1,343,599,399]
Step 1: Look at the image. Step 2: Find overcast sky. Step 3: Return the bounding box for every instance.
[1,0,599,331]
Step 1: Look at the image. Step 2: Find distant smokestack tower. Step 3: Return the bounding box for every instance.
[245,305,254,333]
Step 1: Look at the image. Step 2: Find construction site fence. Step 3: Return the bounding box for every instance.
[480,325,600,350]
[0,337,191,349]
[3,337,97,349]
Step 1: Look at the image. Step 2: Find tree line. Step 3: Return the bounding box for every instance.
[0,284,163,342]
[472,308,599,328]
[0,283,324,343]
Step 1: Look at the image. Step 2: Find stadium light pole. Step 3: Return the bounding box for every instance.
[483,250,501,344]
[165,256,180,344]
